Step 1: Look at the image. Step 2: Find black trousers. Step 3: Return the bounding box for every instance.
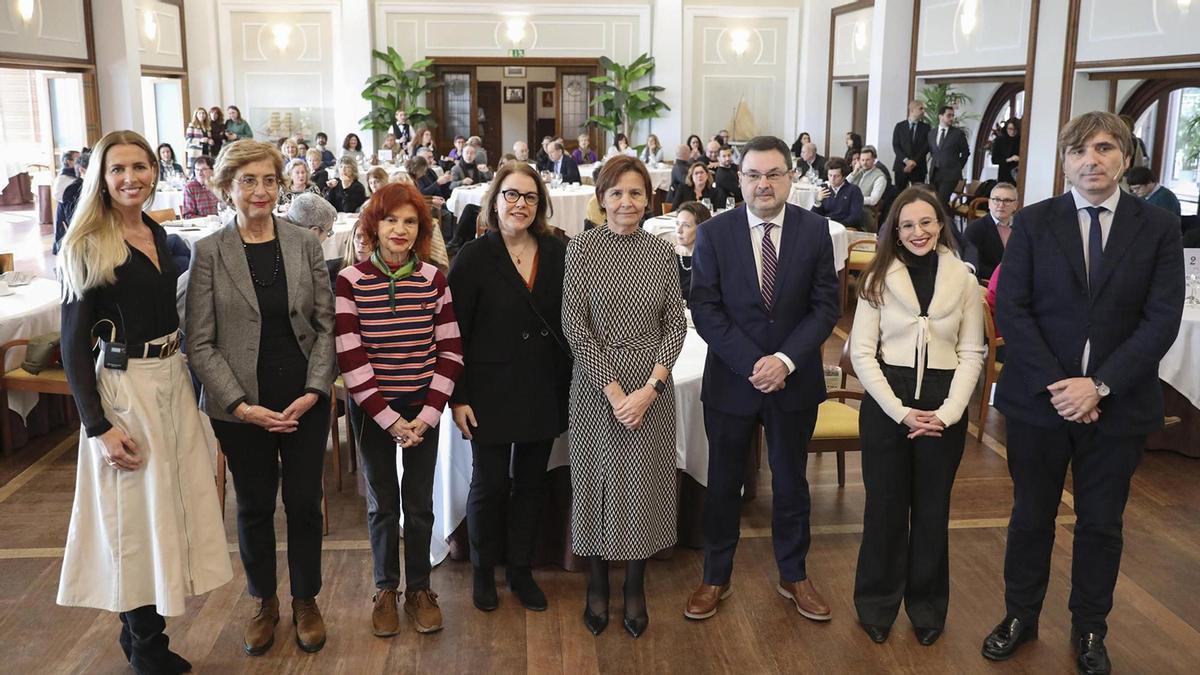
[210,360,329,600]
[1003,418,1144,636]
[702,401,819,585]
[119,604,169,666]
[893,165,927,194]
[466,439,553,569]
[854,366,966,630]
[930,168,959,212]
[354,402,438,591]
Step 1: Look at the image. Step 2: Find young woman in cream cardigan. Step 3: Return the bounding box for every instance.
[848,187,985,647]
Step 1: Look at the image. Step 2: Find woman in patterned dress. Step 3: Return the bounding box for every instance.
[562,155,688,638]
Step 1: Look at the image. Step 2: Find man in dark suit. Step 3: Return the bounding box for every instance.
[983,112,1184,675]
[812,157,864,228]
[963,181,1019,283]
[685,136,841,623]
[892,100,931,192]
[54,148,89,254]
[713,146,743,204]
[927,106,970,211]
[537,140,581,184]
[795,142,827,180]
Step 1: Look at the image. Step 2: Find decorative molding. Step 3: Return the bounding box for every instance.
[218,2,340,107]
[828,0,875,158]
[1053,0,1083,196]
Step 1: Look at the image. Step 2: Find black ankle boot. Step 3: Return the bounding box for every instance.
[473,566,498,612]
[508,567,547,611]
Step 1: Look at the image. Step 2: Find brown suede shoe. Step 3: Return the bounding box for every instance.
[291,597,326,653]
[404,589,444,634]
[372,589,401,637]
[684,583,732,620]
[777,578,832,621]
[243,595,280,656]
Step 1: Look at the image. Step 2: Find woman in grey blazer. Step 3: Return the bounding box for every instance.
[185,140,336,657]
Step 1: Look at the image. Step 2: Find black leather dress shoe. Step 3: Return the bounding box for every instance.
[1073,632,1111,675]
[508,568,548,611]
[623,611,649,638]
[859,622,890,643]
[981,616,1038,661]
[914,627,943,646]
[583,604,609,636]
[473,566,498,612]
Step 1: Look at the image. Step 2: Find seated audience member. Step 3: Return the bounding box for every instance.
[467,136,488,167]
[850,150,862,174]
[181,155,220,219]
[607,133,637,158]
[963,181,1019,283]
[314,132,337,168]
[54,149,89,254]
[447,135,467,161]
[306,149,330,193]
[673,201,711,306]
[686,134,704,161]
[669,144,691,198]
[497,153,518,169]
[326,156,368,213]
[641,134,665,164]
[286,191,342,283]
[513,141,531,163]
[408,127,436,159]
[1183,226,1200,248]
[713,146,743,204]
[813,157,864,228]
[791,131,813,158]
[704,140,722,168]
[844,131,863,163]
[342,133,366,165]
[573,134,598,164]
[536,136,554,166]
[412,155,452,199]
[450,144,493,189]
[157,143,185,180]
[223,105,252,140]
[281,138,302,164]
[1127,166,1182,217]
[53,150,81,203]
[278,157,322,208]
[379,133,402,158]
[539,141,582,184]
[796,142,827,180]
[672,161,724,211]
[365,167,391,196]
[850,145,888,230]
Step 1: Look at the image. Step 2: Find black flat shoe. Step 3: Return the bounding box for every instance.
[1073,632,1111,675]
[508,568,548,612]
[859,622,889,643]
[982,615,1038,661]
[583,604,609,636]
[473,566,498,612]
[915,627,943,646]
[623,611,649,638]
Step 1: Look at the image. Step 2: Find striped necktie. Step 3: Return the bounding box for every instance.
[761,222,777,309]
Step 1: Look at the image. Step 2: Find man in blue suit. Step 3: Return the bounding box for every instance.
[983,112,1184,675]
[684,136,841,622]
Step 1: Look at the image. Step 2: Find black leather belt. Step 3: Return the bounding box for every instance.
[128,336,181,359]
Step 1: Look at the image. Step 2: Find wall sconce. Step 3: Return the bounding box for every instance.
[17,0,35,23]
[729,30,751,57]
[853,22,867,51]
[505,18,526,46]
[959,0,979,36]
[1179,0,1192,13]
[272,24,292,51]
[142,10,158,40]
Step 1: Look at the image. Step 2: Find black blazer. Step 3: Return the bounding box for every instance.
[672,182,724,211]
[538,155,582,184]
[991,133,1020,184]
[963,214,1006,282]
[927,126,970,177]
[994,191,1184,436]
[326,180,366,213]
[416,169,450,199]
[892,119,931,173]
[796,154,827,180]
[713,166,743,203]
[447,230,571,443]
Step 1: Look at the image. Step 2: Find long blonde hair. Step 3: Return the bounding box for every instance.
[58,130,159,301]
[189,107,210,133]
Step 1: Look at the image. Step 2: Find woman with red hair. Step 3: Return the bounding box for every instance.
[334,182,463,637]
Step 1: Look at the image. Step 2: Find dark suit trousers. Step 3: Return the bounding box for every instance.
[854,366,965,630]
[210,359,329,600]
[354,402,438,591]
[1003,418,1144,636]
[930,168,959,211]
[893,165,926,193]
[702,400,819,585]
[466,439,553,568]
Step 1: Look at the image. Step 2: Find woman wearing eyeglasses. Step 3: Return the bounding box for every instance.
[186,139,337,657]
[447,162,571,614]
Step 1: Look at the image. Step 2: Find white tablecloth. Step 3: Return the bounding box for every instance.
[788,183,820,210]
[578,163,673,192]
[422,328,710,565]
[0,277,63,420]
[150,189,184,213]
[643,214,849,273]
[163,216,351,262]
[1160,306,1200,408]
[446,183,595,237]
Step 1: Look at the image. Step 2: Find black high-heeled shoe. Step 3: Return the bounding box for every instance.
[623,611,649,638]
[583,603,609,636]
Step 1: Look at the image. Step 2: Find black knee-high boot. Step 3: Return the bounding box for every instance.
[582,556,609,635]
[119,606,191,674]
[623,559,649,638]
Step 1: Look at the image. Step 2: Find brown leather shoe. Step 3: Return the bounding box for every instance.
[777,578,832,621]
[404,589,444,633]
[291,597,326,653]
[684,583,732,620]
[372,589,401,637]
[243,595,280,656]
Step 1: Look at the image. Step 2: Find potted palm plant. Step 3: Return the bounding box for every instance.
[586,53,670,146]
[359,48,442,133]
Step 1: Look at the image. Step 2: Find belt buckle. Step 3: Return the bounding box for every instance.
[160,339,179,359]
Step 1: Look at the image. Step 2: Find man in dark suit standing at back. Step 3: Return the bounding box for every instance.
[982,112,1184,675]
[927,106,970,211]
[684,136,841,623]
[892,100,931,192]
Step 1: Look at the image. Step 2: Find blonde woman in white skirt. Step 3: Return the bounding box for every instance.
[57,130,232,674]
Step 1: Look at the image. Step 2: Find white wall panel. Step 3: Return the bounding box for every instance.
[138,1,184,70]
[1,0,89,61]
[832,7,872,78]
[1077,0,1200,63]
[916,0,1033,72]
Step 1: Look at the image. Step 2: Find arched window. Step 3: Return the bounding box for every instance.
[973,83,1024,180]
[1121,79,1200,214]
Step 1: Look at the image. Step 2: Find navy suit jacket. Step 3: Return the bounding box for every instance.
[994,191,1184,436]
[963,214,1005,282]
[537,155,582,184]
[813,182,864,228]
[691,203,841,415]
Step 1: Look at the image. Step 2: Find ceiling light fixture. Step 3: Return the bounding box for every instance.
[506,18,526,46]
[17,0,35,23]
[143,10,158,40]
[853,22,867,51]
[730,29,751,57]
[960,0,979,36]
[272,24,291,51]
[1179,0,1192,14]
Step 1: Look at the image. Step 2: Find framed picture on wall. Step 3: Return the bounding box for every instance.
[505,86,525,103]
[541,90,554,107]
[503,66,526,78]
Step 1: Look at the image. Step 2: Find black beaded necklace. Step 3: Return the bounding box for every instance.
[240,218,282,287]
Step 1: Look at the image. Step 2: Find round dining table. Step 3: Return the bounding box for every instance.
[446,182,596,237]
[1,277,63,422]
[162,214,353,262]
[642,212,850,272]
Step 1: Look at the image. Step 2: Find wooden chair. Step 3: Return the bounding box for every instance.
[977,296,1004,441]
[810,340,864,487]
[661,202,673,215]
[0,339,73,451]
[147,208,177,224]
[331,377,357,482]
[844,239,876,309]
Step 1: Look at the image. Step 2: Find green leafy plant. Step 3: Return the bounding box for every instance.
[920,83,978,127]
[586,53,670,141]
[359,48,442,132]
[1180,112,1200,165]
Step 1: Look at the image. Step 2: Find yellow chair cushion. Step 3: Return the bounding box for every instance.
[848,250,875,267]
[3,367,69,384]
[812,400,859,439]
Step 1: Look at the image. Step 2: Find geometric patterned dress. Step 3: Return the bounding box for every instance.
[563,224,688,560]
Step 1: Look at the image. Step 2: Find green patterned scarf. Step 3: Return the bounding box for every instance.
[369,248,418,313]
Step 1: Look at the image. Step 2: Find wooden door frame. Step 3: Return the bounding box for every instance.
[558,67,601,156]
[475,80,502,164]
[526,80,556,152]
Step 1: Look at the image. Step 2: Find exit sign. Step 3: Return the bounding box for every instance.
[509,48,525,58]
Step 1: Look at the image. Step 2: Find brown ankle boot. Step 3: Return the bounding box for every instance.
[372,589,401,637]
[404,589,444,633]
[291,597,326,653]
[243,595,279,656]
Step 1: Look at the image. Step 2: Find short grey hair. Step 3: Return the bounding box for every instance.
[287,192,337,233]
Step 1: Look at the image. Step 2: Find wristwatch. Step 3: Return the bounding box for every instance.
[647,377,666,395]
[1092,377,1110,398]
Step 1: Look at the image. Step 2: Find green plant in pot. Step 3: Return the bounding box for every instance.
[586,53,670,149]
[920,83,978,127]
[359,48,442,132]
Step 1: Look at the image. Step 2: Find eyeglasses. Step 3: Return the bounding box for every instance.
[236,175,279,190]
[500,189,540,206]
[740,170,791,183]
[989,196,1017,205]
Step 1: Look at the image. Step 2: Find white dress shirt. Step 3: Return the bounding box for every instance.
[1070,186,1120,374]
[747,207,796,373]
